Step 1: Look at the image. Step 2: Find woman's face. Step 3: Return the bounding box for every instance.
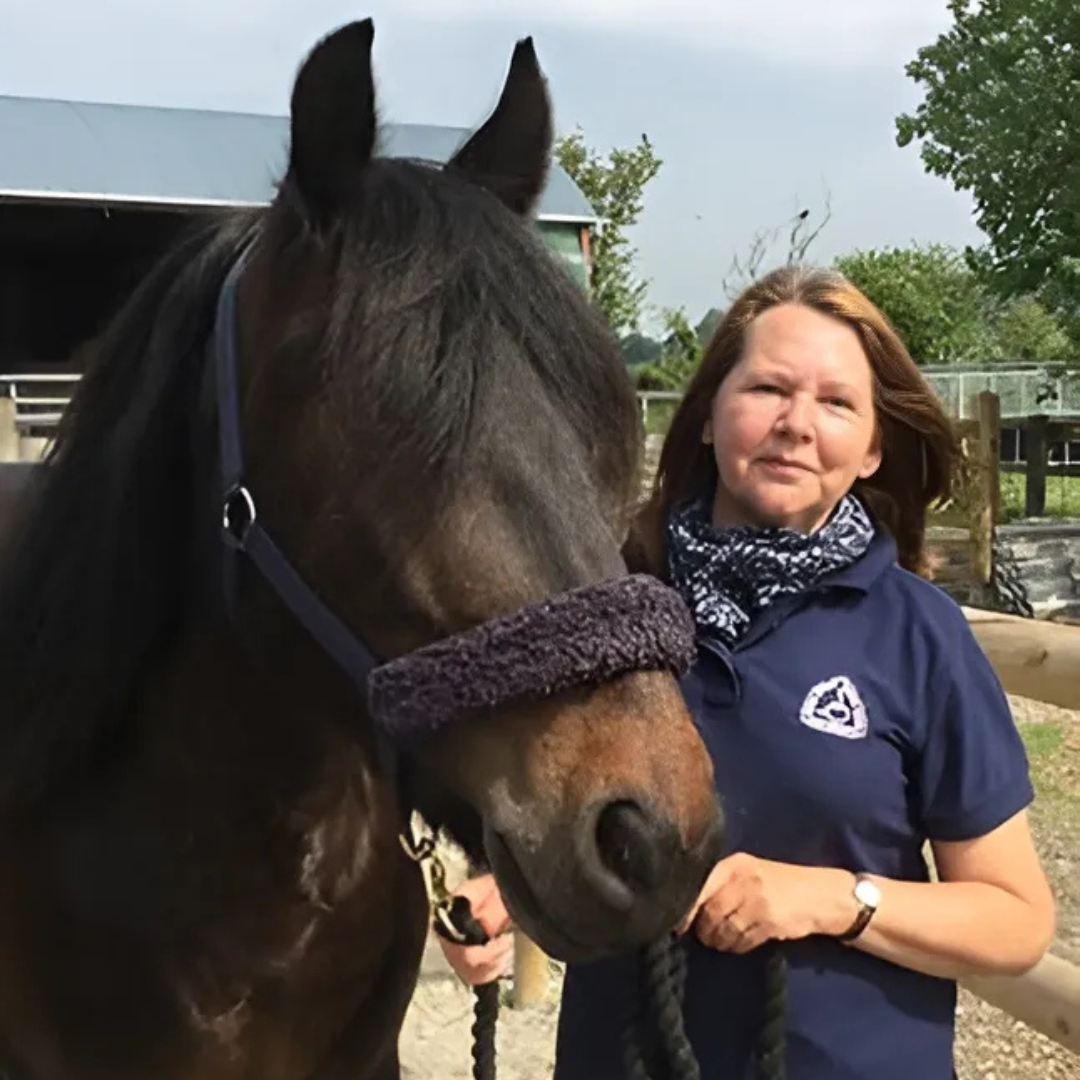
[705,302,882,533]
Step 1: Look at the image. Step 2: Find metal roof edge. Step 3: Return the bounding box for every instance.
[0,93,599,225]
[0,188,595,225]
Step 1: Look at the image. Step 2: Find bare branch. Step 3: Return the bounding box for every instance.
[791,191,833,263]
[722,189,833,300]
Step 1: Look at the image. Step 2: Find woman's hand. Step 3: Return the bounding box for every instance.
[678,814,1055,980]
[680,852,855,954]
[437,873,515,986]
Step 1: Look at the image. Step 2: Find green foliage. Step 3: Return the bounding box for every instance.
[836,243,1074,364]
[896,0,1080,327]
[835,244,994,363]
[621,332,662,367]
[555,128,662,336]
[991,295,1073,362]
[695,307,723,343]
[633,308,702,391]
[1032,257,1080,352]
[1000,472,1080,524]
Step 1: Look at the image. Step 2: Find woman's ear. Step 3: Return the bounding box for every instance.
[859,428,883,480]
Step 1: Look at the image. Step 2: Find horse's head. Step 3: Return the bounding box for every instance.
[225,21,722,961]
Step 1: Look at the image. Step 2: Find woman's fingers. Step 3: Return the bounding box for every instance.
[441,931,514,986]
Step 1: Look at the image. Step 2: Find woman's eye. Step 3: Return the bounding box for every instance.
[750,383,781,394]
[825,397,853,410]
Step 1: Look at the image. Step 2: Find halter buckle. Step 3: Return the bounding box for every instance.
[222,484,257,549]
[399,812,455,918]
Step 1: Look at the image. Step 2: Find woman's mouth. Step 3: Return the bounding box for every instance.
[757,457,810,477]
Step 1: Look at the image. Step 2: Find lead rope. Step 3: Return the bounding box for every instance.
[400,817,787,1080]
[400,816,500,1080]
[622,933,698,1080]
[622,935,786,1080]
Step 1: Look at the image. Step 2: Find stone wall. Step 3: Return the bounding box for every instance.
[999,522,1080,620]
[927,522,1080,618]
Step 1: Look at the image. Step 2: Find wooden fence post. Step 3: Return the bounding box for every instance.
[1025,414,1048,518]
[969,391,1001,589]
[512,930,549,1007]
[0,396,17,463]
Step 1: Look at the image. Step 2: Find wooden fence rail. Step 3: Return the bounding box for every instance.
[963,954,1080,1054]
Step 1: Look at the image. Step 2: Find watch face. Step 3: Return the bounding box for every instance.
[854,878,881,908]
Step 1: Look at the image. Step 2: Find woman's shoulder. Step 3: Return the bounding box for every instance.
[864,562,1007,711]
[843,557,992,701]
[870,559,972,638]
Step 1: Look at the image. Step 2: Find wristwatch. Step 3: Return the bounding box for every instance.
[837,872,881,943]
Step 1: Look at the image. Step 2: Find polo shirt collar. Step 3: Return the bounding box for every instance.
[815,521,897,594]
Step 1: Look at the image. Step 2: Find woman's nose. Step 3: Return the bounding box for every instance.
[777,394,814,439]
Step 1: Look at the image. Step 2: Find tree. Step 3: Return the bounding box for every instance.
[836,243,1074,364]
[695,307,724,343]
[836,244,992,364]
[990,295,1073,363]
[633,309,702,391]
[895,0,1080,314]
[621,332,662,367]
[555,129,662,336]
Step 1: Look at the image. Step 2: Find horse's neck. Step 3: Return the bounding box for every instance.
[142,622,397,867]
[0,623,425,1080]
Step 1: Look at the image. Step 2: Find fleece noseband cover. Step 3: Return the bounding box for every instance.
[367,574,697,746]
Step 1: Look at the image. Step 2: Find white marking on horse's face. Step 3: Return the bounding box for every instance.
[299,823,333,912]
[180,989,252,1054]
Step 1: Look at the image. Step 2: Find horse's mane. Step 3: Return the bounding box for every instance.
[0,156,637,815]
[0,211,256,812]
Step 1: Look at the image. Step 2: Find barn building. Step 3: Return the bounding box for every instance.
[0,93,598,460]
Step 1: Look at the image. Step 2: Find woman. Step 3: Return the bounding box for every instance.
[438,266,1056,1080]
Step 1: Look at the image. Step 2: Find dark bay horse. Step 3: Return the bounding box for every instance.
[0,20,722,1080]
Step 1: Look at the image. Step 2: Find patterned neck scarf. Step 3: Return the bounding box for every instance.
[665,492,875,648]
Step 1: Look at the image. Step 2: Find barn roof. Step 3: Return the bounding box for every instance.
[0,94,597,224]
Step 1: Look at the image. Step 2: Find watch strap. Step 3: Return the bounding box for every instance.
[836,873,877,943]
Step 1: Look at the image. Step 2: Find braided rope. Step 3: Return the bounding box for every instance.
[619,934,787,1080]
[621,934,700,1080]
[755,945,788,1080]
[621,938,667,1080]
[471,983,499,1080]
[644,935,700,1080]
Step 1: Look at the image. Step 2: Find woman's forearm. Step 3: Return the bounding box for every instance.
[813,869,1055,980]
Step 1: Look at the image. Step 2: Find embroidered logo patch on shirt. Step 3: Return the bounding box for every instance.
[798,675,869,739]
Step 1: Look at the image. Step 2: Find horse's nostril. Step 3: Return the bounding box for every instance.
[594,799,666,896]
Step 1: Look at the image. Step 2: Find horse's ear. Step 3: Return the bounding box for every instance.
[447,37,552,217]
[287,19,377,227]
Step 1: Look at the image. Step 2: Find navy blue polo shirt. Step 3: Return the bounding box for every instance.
[554,528,1033,1080]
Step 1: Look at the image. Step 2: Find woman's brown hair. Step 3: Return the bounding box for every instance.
[627,264,958,577]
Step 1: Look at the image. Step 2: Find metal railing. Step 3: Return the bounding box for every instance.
[7,370,1077,435]
[922,364,1080,421]
[1,381,686,454]
[637,390,681,430]
[0,373,82,433]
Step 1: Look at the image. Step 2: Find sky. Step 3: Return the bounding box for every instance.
[0,0,982,332]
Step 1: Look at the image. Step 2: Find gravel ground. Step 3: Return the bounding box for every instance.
[400,693,1080,1079]
[954,694,1080,1080]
